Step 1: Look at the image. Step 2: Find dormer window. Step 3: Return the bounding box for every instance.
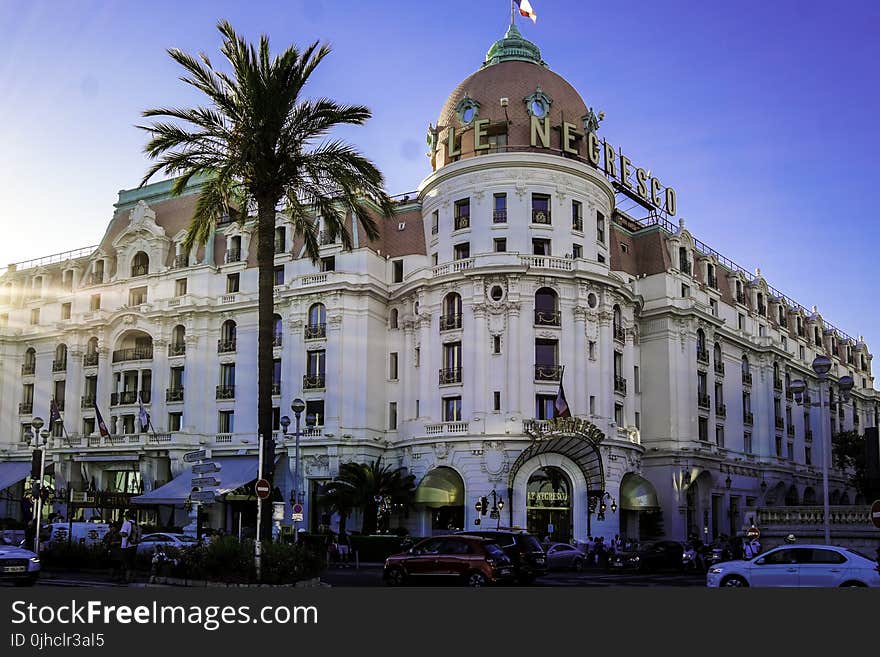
[131,251,149,277]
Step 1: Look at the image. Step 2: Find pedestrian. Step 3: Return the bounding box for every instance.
[102,522,123,580]
[119,511,141,583]
[749,536,761,556]
[742,538,754,560]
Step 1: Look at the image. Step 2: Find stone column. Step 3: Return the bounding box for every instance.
[508,302,522,414]
[471,300,488,419]
[572,307,588,416]
[65,348,84,437]
[151,339,168,432]
[418,314,432,420]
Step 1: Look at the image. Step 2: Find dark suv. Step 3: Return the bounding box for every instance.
[458,530,547,583]
[384,535,513,587]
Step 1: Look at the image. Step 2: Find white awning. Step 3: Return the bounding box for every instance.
[132,456,258,505]
[0,462,30,491]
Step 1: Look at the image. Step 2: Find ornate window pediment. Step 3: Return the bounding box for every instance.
[455,95,481,128]
[524,88,552,118]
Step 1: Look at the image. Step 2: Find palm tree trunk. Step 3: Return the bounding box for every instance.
[256,198,277,542]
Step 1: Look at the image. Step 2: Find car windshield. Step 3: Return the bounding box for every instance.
[521,535,543,552]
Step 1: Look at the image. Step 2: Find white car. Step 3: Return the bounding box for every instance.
[706,544,880,588]
[136,533,199,556]
[0,543,41,586]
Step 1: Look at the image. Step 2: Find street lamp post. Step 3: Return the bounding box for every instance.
[291,398,305,543]
[789,356,854,545]
[29,417,48,554]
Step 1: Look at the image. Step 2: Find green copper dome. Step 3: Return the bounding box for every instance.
[484,23,545,67]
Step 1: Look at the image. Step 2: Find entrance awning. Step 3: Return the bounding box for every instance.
[0,462,30,491]
[619,473,660,511]
[132,456,258,505]
[415,467,464,508]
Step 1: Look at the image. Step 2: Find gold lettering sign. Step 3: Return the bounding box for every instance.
[446,126,460,157]
[587,132,601,166]
[603,140,617,178]
[530,115,551,149]
[562,122,580,155]
[473,119,491,151]
[651,176,663,208]
[636,168,649,199]
[527,491,569,503]
[619,154,633,190]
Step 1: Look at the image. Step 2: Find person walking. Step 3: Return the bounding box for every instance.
[103,522,123,581]
[119,512,141,584]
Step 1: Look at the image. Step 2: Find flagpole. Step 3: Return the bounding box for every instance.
[510,0,515,27]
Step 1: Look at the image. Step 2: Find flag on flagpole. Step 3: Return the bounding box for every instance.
[515,0,537,23]
[94,404,110,437]
[137,393,149,431]
[553,374,571,419]
[49,398,62,427]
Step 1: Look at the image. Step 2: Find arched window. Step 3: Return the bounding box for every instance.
[170,325,186,356]
[219,320,237,353]
[696,329,707,361]
[305,304,326,340]
[802,487,816,505]
[23,347,36,375]
[131,251,149,277]
[53,343,68,372]
[441,293,462,330]
[613,304,624,341]
[84,337,99,366]
[273,313,283,346]
[741,355,750,374]
[785,485,799,506]
[390,308,399,329]
[534,288,559,327]
[773,361,780,386]
[713,342,722,364]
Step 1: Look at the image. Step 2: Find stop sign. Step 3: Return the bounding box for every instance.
[255,479,271,499]
[871,499,880,530]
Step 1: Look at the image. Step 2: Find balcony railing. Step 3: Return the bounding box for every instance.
[707,275,718,289]
[736,292,746,305]
[680,261,692,275]
[224,249,241,264]
[274,240,285,254]
[535,364,562,382]
[614,325,626,343]
[742,371,752,387]
[696,346,709,364]
[55,399,65,411]
[216,385,235,400]
[166,388,184,403]
[716,403,727,418]
[773,378,783,392]
[112,347,153,363]
[431,224,439,235]
[318,230,335,245]
[698,392,711,409]
[272,332,283,347]
[271,383,281,396]
[439,367,462,385]
[714,361,725,376]
[614,376,627,395]
[757,304,766,316]
[534,309,561,327]
[787,424,795,437]
[531,209,551,224]
[743,411,754,425]
[785,388,793,401]
[168,343,186,357]
[493,210,507,224]
[18,402,32,415]
[805,430,813,442]
[775,416,785,430]
[303,374,325,390]
[172,254,189,269]
[439,314,462,331]
[131,265,148,277]
[88,273,104,286]
[83,352,99,367]
[217,339,237,354]
[454,215,470,231]
[21,363,35,375]
[426,421,470,436]
[80,395,96,409]
[52,359,67,372]
[304,324,326,340]
[572,218,583,232]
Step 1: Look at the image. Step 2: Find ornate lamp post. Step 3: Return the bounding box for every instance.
[291,398,305,542]
[28,417,49,554]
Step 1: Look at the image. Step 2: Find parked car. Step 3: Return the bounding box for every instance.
[609,540,686,572]
[544,542,587,571]
[0,543,40,586]
[457,529,547,583]
[384,535,513,587]
[706,544,880,588]
[136,533,199,556]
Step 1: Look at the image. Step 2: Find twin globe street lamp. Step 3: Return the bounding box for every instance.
[788,355,854,545]
[279,397,306,542]
[27,416,50,554]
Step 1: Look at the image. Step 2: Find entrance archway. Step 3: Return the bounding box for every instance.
[526,467,572,542]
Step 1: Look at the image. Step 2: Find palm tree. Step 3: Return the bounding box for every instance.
[139,21,394,538]
[328,460,415,535]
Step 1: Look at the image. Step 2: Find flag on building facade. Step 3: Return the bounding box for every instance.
[49,398,62,427]
[553,376,571,418]
[94,404,110,437]
[515,0,537,23]
[137,393,149,431]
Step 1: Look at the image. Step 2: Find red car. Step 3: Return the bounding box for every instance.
[384,535,513,587]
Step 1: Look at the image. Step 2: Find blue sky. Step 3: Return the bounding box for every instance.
[0,0,878,364]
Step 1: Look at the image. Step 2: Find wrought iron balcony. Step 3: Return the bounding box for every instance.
[787,424,795,437]
[81,395,96,409]
[173,254,189,269]
[454,215,470,231]
[21,363,35,375]
[742,371,752,387]
[431,224,439,235]
[757,304,767,316]
[54,399,65,411]
[168,343,186,357]
[698,392,711,409]
[736,292,746,305]
[303,374,325,390]
[492,210,507,224]
[131,265,148,277]
[785,387,793,401]
[271,332,283,347]
[274,240,285,254]
[52,359,67,372]
[319,230,334,245]
[714,361,725,376]
[614,325,626,343]
[531,209,551,224]
[18,402,32,415]
[224,249,241,264]
[217,339,237,354]
[112,347,153,363]
[216,385,235,400]
[707,274,718,289]
[535,364,562,382]
[534,309,561,327]
[304,323,326,340]
[572,218,583,232]
[166,388,184,403]
[696,346,709,364]
[775,416,785,430]
[88,273,104,286]
[614,376,627,395]
[83,352,99,367]
[271,383,281,396]
[680,261,692,276]
[773,377,783,392]
[440,314,462,331]
[743,411,754,425]
[439,367,462,385]
[805,430,813,442]
[716,403,727,418]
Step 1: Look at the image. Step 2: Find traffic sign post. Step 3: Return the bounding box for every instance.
[183,449,210,463]
[191,490,216,503]
[192,462,222,475]
[255,479,271,500]
[747,525,761,540]
[871,499,880,530]
[292,502,304,523]
[191,476,220,487]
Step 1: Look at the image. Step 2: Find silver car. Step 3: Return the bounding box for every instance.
[544,543,587,571]
[136,533,199,556]
[706,544,880,588]
[0,542,40,586]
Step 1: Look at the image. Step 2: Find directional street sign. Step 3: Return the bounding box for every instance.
[183,449,209,463]
[192,462,222,475]
[871,499,880,530]
[191,476,220,487]
[191,490,216,503]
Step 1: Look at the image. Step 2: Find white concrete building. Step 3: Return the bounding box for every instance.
[0,25,876,544]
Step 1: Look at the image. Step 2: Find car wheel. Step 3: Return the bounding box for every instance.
[385,567,406,587]
[721,575,749,588]
[572,558,584,572]
[467,571,487,588]
[839,581,866,588]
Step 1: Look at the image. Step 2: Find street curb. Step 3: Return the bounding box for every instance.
[148,576,328,588]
